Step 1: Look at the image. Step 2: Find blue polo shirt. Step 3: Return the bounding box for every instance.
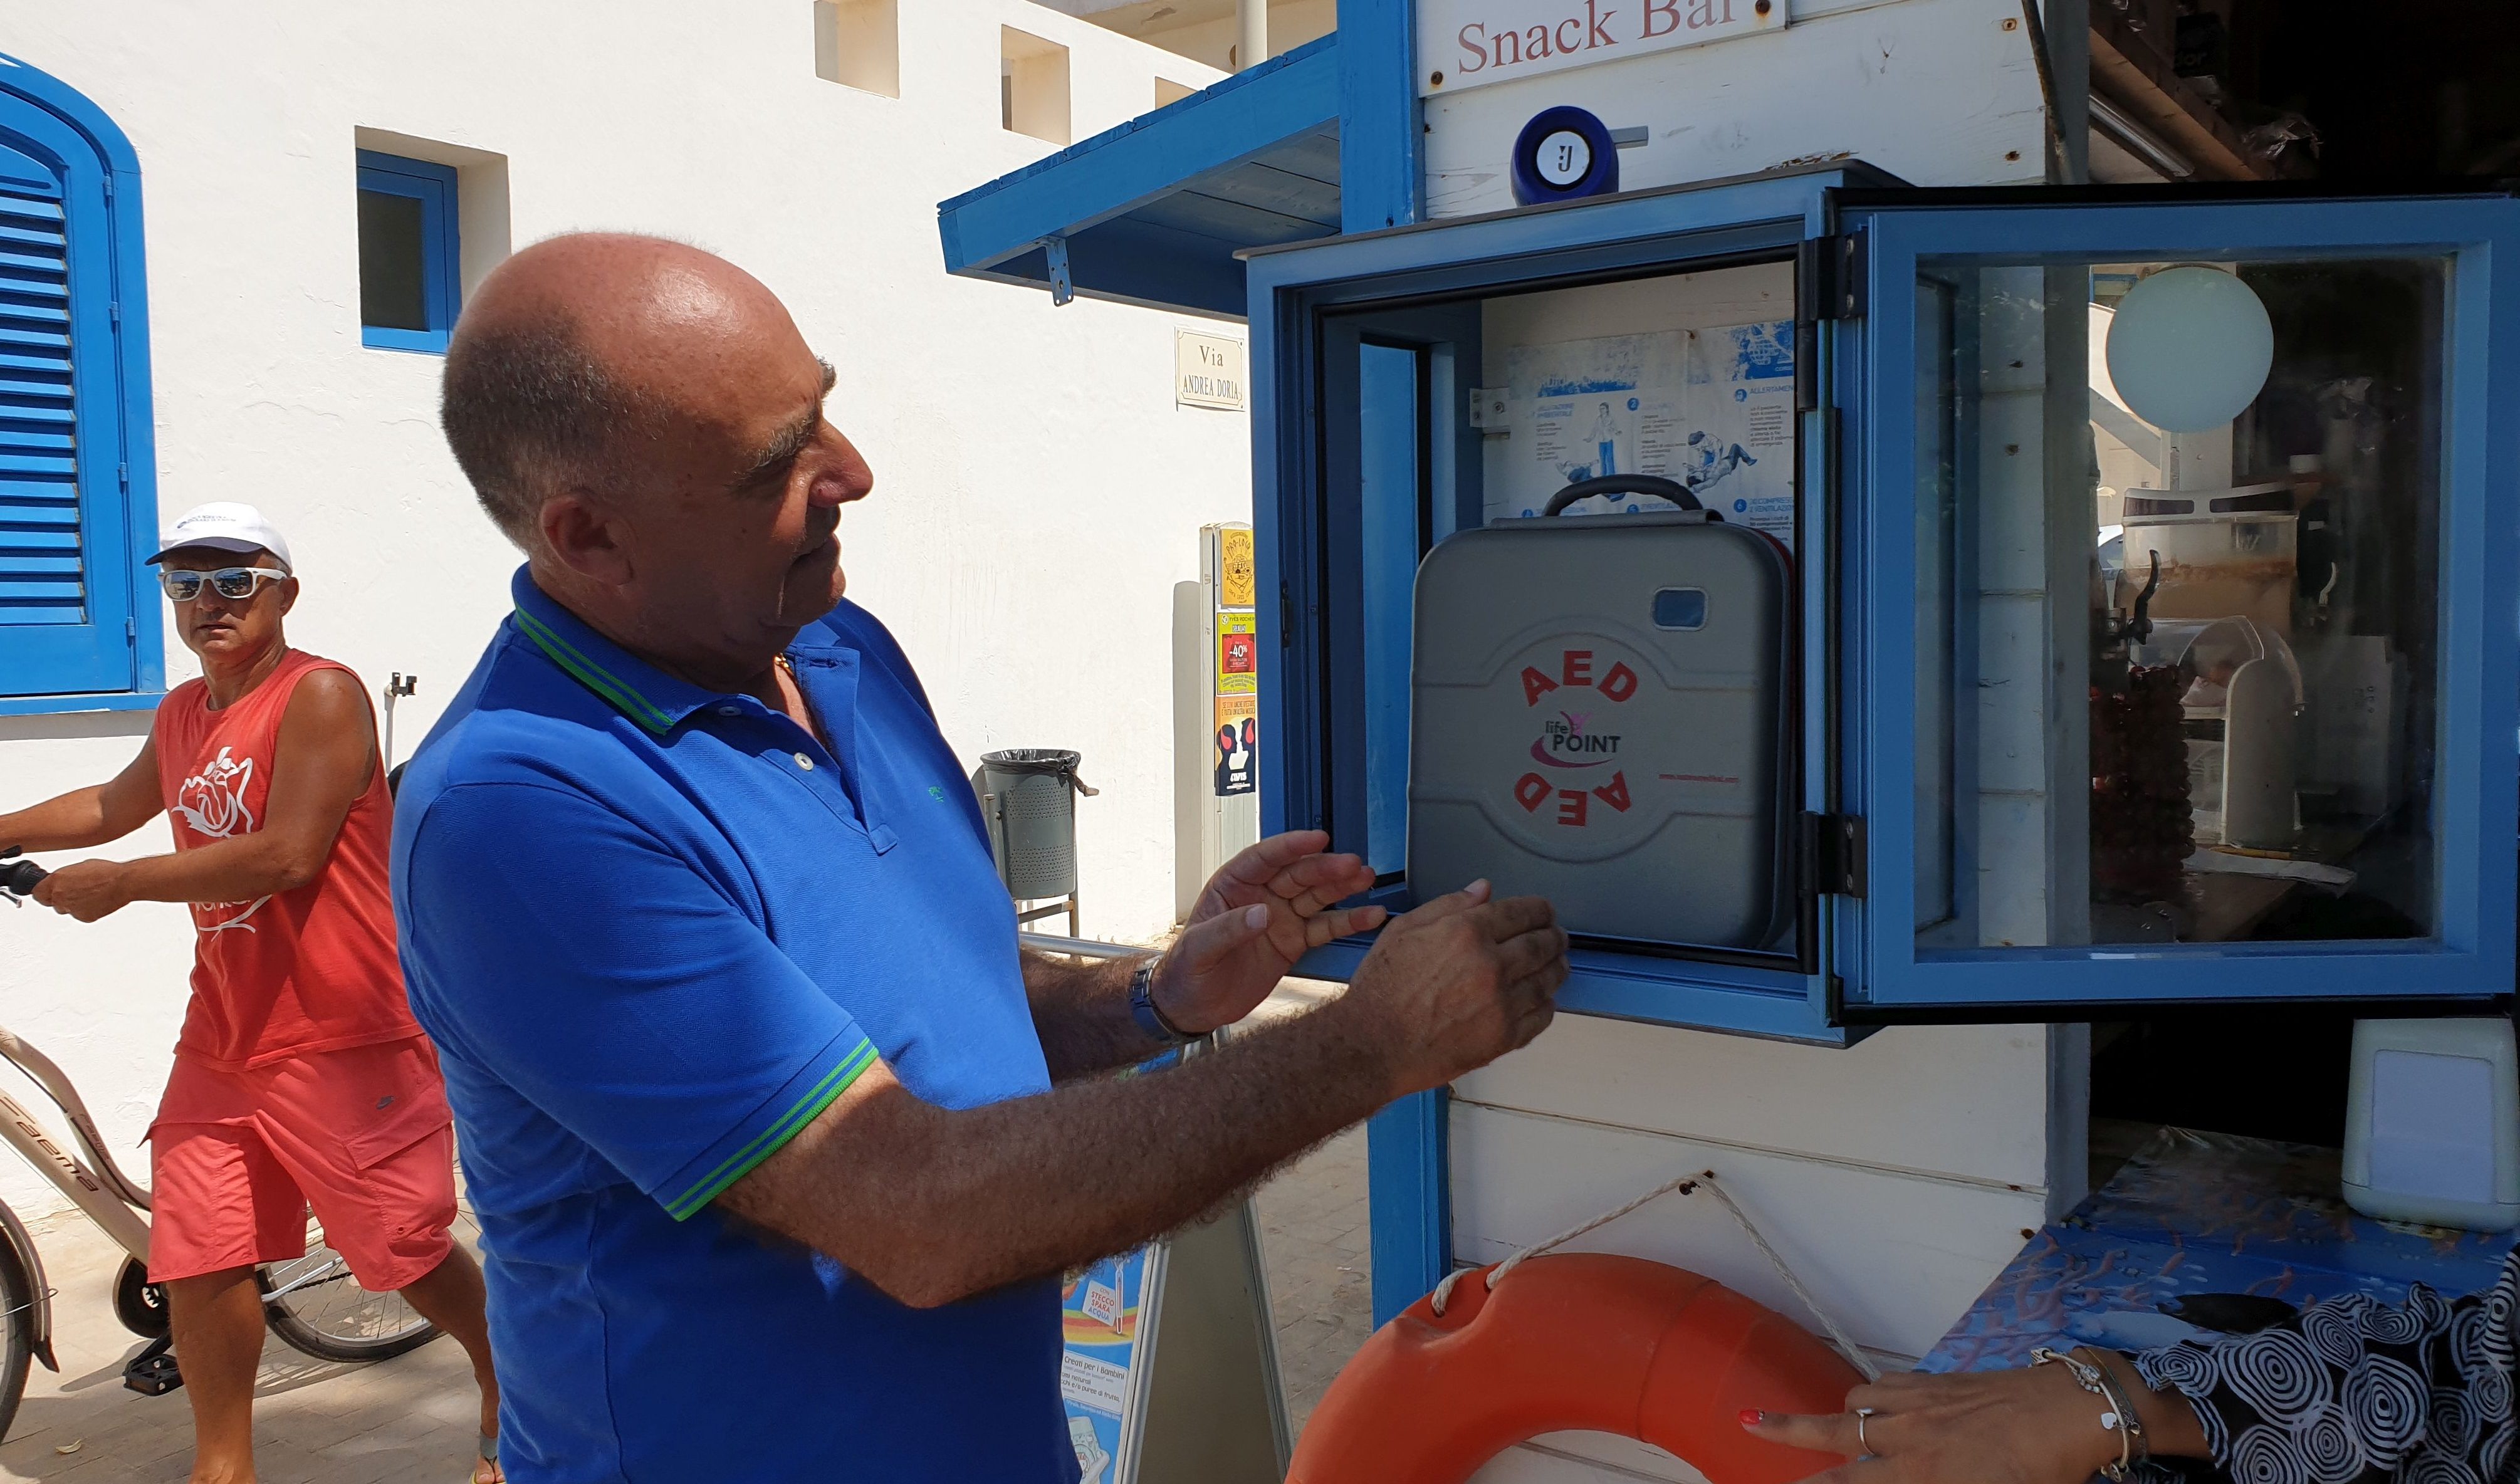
[392,569,1074,1484]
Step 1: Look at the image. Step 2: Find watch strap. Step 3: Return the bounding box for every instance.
[1128,957,1191,1045]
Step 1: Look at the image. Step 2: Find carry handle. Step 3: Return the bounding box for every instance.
[1541,475,1710,519]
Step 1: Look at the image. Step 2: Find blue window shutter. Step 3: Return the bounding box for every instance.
[0,144,79,632]
[0,115,135,698]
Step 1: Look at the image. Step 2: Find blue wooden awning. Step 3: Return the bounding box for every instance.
[936,36,1345,319]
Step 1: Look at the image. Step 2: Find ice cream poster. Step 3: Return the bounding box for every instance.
[1061,1248,1150,1484]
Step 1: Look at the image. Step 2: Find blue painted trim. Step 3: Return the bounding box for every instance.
[1296,936,1854,1044]
[0,53,141,174]
[1337,0,1419,233]
[1847,194,2520,1013]
[0,689,160,718]
[0,51,162,702]
[939,38,1337,273]
[936,38,1339,315]
[355,150,461,355]
[1242,165,1871,300]
[1366,1088,1451,1325]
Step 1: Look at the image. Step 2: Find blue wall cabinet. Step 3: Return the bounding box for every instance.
[1247,169,2519,1041]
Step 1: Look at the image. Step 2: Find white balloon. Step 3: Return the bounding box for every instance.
[2103,266,2275,433]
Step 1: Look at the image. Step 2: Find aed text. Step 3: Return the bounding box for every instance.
[1522,649,1638,707]
[1515,768,1633,825]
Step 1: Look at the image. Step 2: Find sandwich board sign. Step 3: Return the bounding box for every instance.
[1059,1042,1290,1484]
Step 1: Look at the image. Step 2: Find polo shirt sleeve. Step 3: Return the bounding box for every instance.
[401,778,880,1220]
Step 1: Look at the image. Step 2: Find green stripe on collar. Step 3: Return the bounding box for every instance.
[512,605,677,734]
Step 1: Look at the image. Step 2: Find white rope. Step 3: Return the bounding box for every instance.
[1426,1168,1883,1382]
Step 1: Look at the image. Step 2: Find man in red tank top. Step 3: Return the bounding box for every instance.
[0,504,503,1484]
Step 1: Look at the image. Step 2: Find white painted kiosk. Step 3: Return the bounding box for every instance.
[941,5,2520,1479]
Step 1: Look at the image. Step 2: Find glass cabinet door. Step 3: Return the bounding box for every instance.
[1846,192,2520,1015]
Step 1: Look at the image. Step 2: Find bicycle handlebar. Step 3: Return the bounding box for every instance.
[1,849,44,899]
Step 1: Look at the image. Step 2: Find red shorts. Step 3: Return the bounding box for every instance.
[149,1037,457,1290]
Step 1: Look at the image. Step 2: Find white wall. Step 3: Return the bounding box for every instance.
[0,0,1239,1218]
[1139,0,1340,71]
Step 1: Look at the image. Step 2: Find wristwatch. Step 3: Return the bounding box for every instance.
[1128,957,1193,1045]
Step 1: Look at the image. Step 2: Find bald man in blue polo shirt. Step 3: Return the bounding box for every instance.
[394,234,1569,1483]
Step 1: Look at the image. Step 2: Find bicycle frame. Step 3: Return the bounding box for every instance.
[0,1022,157,1367]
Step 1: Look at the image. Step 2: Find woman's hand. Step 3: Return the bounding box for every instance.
[1742,1354,2207,1484]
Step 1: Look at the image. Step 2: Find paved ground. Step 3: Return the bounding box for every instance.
[1250,1123,1374,1438]
[0,991,1376,1481]
[0,1207,488,1484]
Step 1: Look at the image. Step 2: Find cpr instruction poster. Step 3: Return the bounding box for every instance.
[1491,323,1798,548]
[1061,1248,1148,1484]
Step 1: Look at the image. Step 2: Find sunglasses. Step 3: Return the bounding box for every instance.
[159,566,289,602]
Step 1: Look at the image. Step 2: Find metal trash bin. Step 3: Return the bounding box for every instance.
[978,749,1097,932]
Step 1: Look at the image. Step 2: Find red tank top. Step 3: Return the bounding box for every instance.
[153,649,419,1070]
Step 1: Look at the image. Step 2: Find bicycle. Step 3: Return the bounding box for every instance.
[0,847,465,1441]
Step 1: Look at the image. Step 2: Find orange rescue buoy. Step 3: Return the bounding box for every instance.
[1287,1253,1861,1484]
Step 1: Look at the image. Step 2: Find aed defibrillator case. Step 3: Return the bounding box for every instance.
[1406,478,1796,951]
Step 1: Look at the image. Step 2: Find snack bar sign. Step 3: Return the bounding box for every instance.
[1419,0,1786,96]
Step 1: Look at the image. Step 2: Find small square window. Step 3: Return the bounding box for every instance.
[356,150,460,354]
[813,0,899,98]
[1000,28,1070,145]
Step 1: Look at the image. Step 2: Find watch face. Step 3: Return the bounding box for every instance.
[1534,129,1592,187]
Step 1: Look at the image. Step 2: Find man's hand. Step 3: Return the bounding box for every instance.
[1153,830,1386,1034]
[1740,1354,2210,1484]
[33,859,133,922]
[1329,882,1569,1099]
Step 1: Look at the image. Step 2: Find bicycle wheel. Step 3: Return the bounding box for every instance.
[262,1165,483,1364]
[0,1215,34,1442]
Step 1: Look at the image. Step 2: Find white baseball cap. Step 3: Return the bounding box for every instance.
[146,503,295,570]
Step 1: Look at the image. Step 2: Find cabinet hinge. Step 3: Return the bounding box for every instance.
[1794,233,1863,412]
[108,301,120,326]
[1801,811,1866,899]
[125,617,137,640]
[1797,231,1866,322]
[117,461,127,486]
[1278,582,1294,646]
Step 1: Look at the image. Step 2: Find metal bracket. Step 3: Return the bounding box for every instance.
[1804,231,1866,321]
[1042,236,1074,307]
[1793,232,1866,411]
[1467,386,1510,436]
[1801,811,1867,899]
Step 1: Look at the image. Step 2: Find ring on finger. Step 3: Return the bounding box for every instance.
[1854,1407,1876,1458]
